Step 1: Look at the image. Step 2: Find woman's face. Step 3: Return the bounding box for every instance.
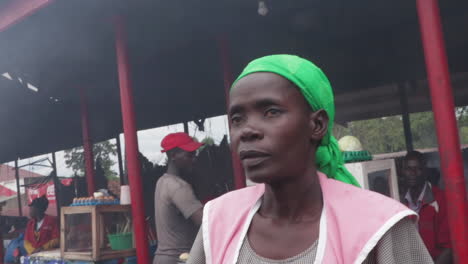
[229,72,327,184]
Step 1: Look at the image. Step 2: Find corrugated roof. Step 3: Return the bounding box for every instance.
[0,0,467,162]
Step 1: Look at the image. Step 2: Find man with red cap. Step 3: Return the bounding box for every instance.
[153,132,204,264]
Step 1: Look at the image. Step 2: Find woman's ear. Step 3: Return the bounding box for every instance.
[308,109,329,142]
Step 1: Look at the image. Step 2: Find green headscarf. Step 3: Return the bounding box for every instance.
[232,54,360,187]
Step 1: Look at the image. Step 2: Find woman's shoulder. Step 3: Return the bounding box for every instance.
[204,185,265,219]
[322,177,413,219]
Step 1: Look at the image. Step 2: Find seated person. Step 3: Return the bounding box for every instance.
[4,233,27,264]
[402,151,452,263]
[24,196,59,255]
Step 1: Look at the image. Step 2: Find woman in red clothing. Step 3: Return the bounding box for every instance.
[24,196,59,255]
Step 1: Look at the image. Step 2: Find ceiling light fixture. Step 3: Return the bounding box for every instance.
[258,1,269,16]
[2,72,12,80]
[27,83,39,92]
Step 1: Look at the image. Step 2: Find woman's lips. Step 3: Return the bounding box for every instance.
[239,150,271,168]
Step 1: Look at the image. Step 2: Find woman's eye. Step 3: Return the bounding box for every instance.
[265,108,282,117]
[230,115,243,125]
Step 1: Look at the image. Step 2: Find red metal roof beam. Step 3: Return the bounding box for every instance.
[0,0,53,33]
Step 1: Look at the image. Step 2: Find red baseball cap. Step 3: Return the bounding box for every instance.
[161,132,203,153]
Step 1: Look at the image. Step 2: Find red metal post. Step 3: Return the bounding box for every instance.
[114,16,150,263]
[217,35,247,190]
[79,87,96,196]
[416,0,468,263]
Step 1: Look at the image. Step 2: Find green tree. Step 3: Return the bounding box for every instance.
[64,141,118,179]
[334,106,468,155]
[334,117,406,154]
[456,106,468,145]
[348,116,406,154]
[410,112,437,149]
[198,137,215,152]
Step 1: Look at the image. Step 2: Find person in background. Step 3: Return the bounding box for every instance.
[2,203,28,263]
[153,132,204,264]
[24,196,59,255]
[402,151,452,263]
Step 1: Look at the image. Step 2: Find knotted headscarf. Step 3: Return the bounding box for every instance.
[232,54,360,187]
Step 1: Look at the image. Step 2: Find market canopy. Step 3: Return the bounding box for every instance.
[1,0,468,163]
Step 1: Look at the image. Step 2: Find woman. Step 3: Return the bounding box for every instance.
[187,55,433,263]
[24,196,59,255]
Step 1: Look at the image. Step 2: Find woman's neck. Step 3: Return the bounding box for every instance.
[260,169,323,223]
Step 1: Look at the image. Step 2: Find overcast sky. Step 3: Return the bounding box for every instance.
[7,115,229,178]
